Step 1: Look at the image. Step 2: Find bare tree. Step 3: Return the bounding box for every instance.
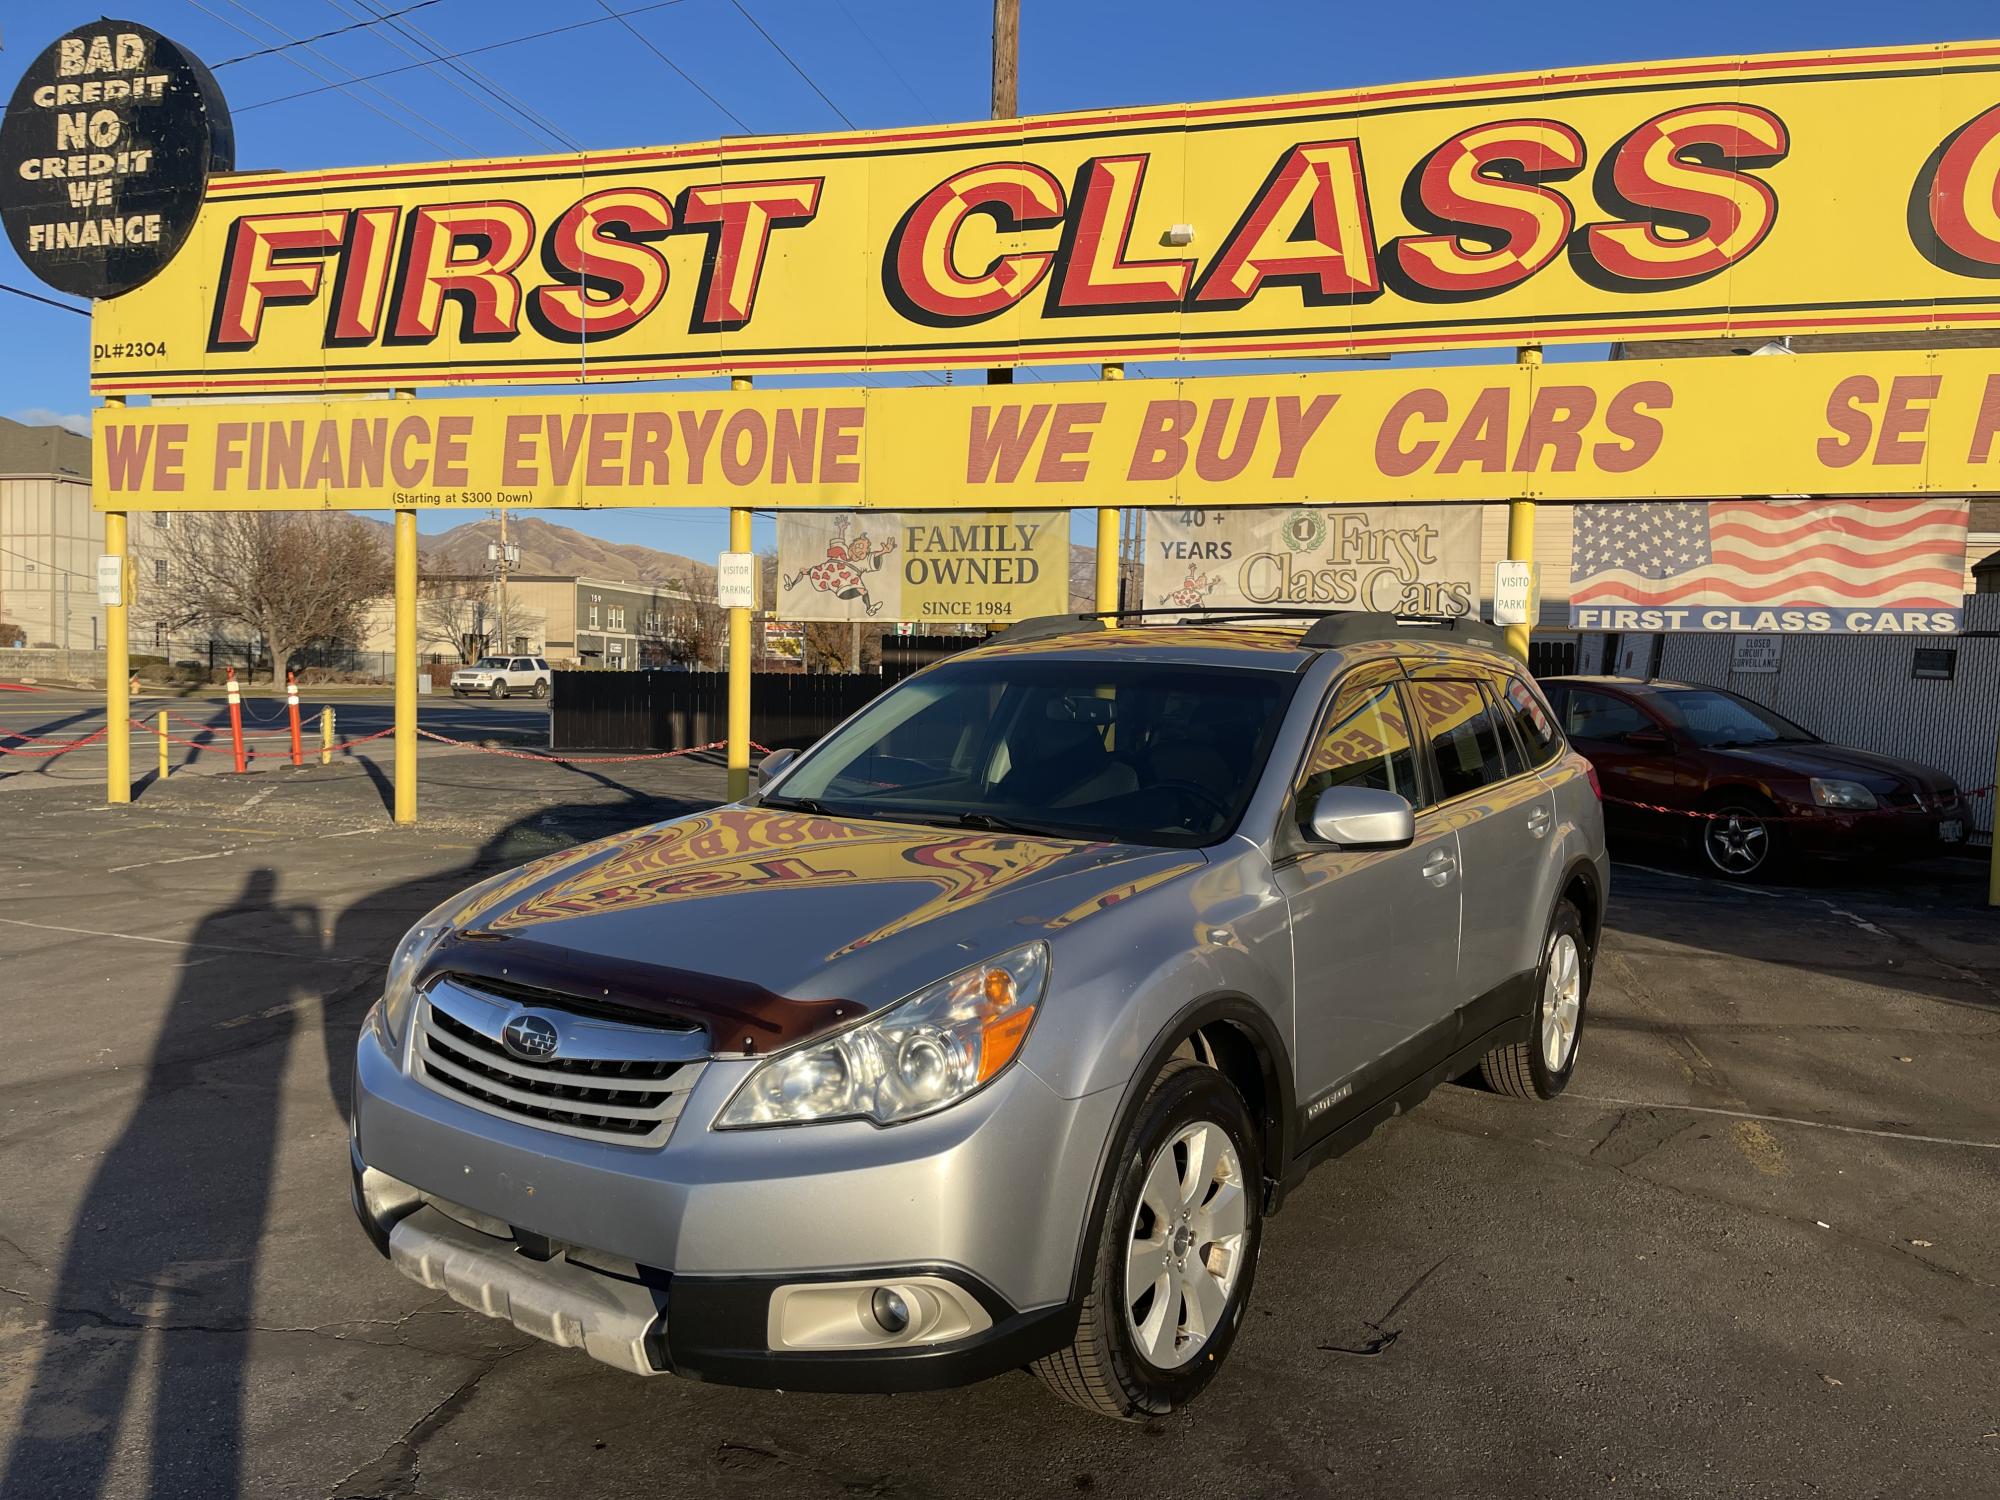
[418,575,544,662]
[158,513,390,684]
[664,569,725,668]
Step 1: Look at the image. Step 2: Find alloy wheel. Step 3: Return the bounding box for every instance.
[1125,1120,1247,1369]
[1541,931,1583,1072]
[1703,807,1769,875]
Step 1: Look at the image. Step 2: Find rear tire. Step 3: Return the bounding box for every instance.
[1478,899,1588,1101]
[532,679,549,700]
[1032,1058,1261,1420]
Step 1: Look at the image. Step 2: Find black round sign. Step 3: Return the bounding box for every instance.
[0,20,233,300]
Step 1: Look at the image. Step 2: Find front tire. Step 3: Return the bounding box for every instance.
[1032,1059,1261,1420]
[491,682,508,700]
[1478,898,1588,1101]
[1700,801,1780,880]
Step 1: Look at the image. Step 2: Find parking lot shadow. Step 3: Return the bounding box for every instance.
[0,869,320,1500]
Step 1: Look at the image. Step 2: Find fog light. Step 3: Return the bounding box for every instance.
[870,1287,910,1334]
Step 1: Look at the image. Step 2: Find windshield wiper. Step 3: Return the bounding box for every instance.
[953,810,1063,836]
[760,794,827,813]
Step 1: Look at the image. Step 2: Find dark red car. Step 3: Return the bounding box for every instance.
[1539,677,1966,879]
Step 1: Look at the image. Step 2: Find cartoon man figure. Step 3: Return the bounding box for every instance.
[784,515,898,617]
[1166,563,1220,610]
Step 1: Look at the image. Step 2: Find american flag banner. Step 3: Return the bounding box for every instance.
[1568,500,1969,633]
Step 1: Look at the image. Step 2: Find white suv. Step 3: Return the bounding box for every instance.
[449,656,550,699]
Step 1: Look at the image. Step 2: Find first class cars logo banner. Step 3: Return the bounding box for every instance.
[1144,506,1479,616]
[82,39,2000,394]
[777,512,1067,624]
[1567,499,1969,633]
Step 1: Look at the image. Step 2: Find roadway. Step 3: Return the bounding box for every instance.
[0,686,550,790]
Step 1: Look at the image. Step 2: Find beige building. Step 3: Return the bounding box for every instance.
[0,415,179,653]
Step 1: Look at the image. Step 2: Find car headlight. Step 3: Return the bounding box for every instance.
[717,942,1049,1128]
[1809,777,1879,811]
[375,895,462,1048]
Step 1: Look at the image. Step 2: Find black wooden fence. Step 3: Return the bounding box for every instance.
[550,635,982,751]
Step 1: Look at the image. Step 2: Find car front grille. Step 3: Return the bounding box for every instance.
[413,978,707,1148]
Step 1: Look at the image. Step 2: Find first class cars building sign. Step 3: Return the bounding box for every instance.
[77,38,2000,394]
[0,21,232,300]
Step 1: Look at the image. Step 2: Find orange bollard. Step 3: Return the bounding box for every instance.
[286,671,304,768]
[226,667,248,773]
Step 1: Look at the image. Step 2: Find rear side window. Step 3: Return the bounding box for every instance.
[1411,679,1512,801]
[1295,678,1425,830]
[1564,689,1652,742]
[1498,675,1562,767]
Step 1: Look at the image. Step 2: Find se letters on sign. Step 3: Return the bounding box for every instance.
[91,350,2000,512]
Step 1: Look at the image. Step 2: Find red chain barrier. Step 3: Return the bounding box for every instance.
[0,727,108,758]
[415,729,769,765]
[1605,790,1991,821]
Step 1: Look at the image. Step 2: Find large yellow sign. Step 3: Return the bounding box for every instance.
[90,40,2000,395]
[94,350,2000,510]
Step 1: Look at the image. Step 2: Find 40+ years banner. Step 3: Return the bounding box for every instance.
[777,512,1067,625]
[1144,507,1480,617]
[1568,500,1970,634]
[82,38,2000,395]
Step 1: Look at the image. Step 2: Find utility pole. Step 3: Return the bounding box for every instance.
[989,0,1018,388]
[497,508,510,652]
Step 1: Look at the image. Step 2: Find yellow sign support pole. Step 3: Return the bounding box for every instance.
[104,508,131,803]
[157,710,169,781]
[1095,363,1125,614]
[727,375,754,803]
[1505,345,1540,664]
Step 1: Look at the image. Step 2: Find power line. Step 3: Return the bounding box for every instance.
[210,0,441,67]
[593,0,750,133]
[184,0,465,153]
[333,0,579,151]
[2,283,89,316]
[235,1,689,113]
[726,0,856,129]
[829,0,937,121]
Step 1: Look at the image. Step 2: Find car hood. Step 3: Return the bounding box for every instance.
[416,805,1206,1054]
[1713,741,1951,791]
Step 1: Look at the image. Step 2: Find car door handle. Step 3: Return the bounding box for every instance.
[1421,850,1456,886]
[1526,808,1552,839]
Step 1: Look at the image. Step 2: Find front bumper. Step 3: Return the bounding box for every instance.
[350,1021,1113,1388]
[1780,803,1967,857]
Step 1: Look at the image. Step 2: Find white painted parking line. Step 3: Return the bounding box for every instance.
[0,915,375,964]
[1562,1093,2000,1151]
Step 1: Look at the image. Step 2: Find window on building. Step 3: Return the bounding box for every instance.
[608,640,625,665]
[1912,647,1957,680]
[153,621,166,647]
[151,513,169,529]
[588,598,600,629]
[154,559,168,584]
[609,604,626,630]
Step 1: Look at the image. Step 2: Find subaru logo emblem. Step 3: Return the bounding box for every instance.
[501,1013,560,1062]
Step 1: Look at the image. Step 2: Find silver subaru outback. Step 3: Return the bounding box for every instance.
[351,612,1608,1419]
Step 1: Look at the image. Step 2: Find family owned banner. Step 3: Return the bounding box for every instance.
[776,512,1067,625]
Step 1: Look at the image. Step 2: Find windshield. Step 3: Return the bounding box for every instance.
[1651,689,1818,748]
[765,657,1297,847]
[470,657,507,669]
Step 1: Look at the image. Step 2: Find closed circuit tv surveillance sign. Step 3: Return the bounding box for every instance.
[0,20,233,300]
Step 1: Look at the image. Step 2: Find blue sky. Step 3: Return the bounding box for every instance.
[3,0,1993,556]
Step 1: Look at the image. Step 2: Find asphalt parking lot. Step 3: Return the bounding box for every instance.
[0,752,1995,1499]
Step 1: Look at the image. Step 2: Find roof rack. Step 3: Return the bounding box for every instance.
[1298,612,1510,653]
[995,607,1511,654]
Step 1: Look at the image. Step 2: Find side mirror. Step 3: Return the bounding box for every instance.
[758,746,798,781]
[1308,786,1415,849]
[1621,726,1671,750]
